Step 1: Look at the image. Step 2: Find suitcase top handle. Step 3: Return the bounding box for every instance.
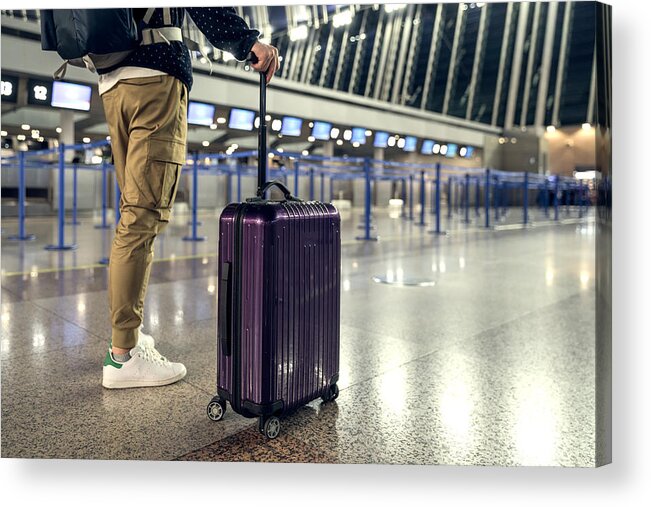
[248,180,302,203]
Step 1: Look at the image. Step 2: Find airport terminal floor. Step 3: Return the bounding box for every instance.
[1,206,596,466]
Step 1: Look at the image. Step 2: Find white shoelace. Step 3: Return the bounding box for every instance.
[136,344,170,365]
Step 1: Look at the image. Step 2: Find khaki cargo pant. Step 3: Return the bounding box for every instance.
[101,75,188,349]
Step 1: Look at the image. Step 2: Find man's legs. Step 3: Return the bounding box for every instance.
[101,75,188,388]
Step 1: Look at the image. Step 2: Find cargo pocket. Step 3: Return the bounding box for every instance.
[145,137,186,220]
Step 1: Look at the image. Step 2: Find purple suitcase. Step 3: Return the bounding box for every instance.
[207,71,341,439]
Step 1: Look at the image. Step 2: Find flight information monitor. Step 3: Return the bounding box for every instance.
[51,81,91,111]
[281,116,303,136]
[374,131,390,148]
[188,101,215,126]
[311,121,332,140]
[229,108,256,130]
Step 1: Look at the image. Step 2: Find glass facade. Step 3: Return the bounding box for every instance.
[1,2,598,128]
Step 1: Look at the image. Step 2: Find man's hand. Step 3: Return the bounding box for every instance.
[249,41,280,84]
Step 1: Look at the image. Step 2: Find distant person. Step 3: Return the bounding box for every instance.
[91,8,279,389]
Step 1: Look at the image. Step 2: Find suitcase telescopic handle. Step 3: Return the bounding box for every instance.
[246,51,302,202]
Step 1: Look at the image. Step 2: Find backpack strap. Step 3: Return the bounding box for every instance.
[143,7,172,26]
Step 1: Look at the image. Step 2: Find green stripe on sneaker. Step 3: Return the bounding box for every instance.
[103,350,123,369]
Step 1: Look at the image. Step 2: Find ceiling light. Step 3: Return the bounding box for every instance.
[330,127,340,139]
[352,142,360,148]
[210,123,217,130]
[83,137,90,143]
[343,129,352,141]
[432,143,441,154]
[56,127,62,133]
[387,137,396,147]
[38,137,44,142]
[397,138,406,149]
[202,141,210,147]
[17,134,26,141]
[365,129,373,136]
[277,147,284,153]
[307,136,315,142]
[308,122,314,128]
[21,124,30,131]
[254,117,260,128]
[440,145,448,155]
[546,125,556,133]
[231,144,239,150]
[333,10,353,28]
[106,136,111,141]
[302,150,309,156]
[289,24,308,41]
[0,130,7,136]
[217,117,226,124]
[511,138,517,144]
[336,139,343,145]
[459,147,467,157]
[272,119,282,131]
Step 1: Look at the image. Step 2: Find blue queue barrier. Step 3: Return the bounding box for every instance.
[484,169,491,229]
[356,158,378,241]
[67,163,81,225]
[45,143,77,251]
[416,170,426,227]
[523,172,529,225]
[407,173,414,221]
[184,153,206,242]
[447,177,453,219]
[7,151,36,242]
[95,160,112,229]
[429,163,445,236]
[99,170,122,265]
[554,177,560,221]
[544,178,550,218]
[309,167,315,200]
[320,172,325,201]
[463,173,470,224]
[493,176,500,222]
[400,178,407,219]
[475,176,480,217]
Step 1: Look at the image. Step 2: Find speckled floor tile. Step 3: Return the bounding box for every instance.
[1,340,254,460]
[1,300,103,360]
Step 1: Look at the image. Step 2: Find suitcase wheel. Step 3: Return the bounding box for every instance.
[321,383,339,403]
[259,416,281,439]
[207,396,227,422]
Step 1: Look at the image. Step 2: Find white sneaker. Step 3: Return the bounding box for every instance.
[108,326,163,359]
[102,344,187,389]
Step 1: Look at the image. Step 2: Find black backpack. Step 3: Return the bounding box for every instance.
[40,8,204,80]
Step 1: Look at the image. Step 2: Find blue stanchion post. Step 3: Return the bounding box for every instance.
[184,152,206,242]
[400,178,407,219]
[463,173,470,224]
[417,170,426,226]
[475,176,480,217]
[430,180,436,215]
[554,177,560,221]
[68,163,81,225]
[447,177,453,219]
[523,172,529,225]
[8,151,36,241]
[485,169,491,229]
[45,143,77,251]
[579,180,585,218]
[320,172,325,201]
[95,160,111,229]
[294,160,300,197]
[237,161,242,202]
[544,178,550,218]
[100,170,121,265]
[429,163,445,235]
[408,173,414,221]
[309,167,314,200]
[356,158,378,241]
[494,176,499,222]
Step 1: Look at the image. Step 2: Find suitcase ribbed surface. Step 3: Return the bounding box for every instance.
[217,201,340,415]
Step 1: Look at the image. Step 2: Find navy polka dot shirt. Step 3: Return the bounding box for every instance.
[97,8,260,91]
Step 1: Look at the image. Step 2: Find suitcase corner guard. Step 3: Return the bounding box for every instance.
[217,388,284,417]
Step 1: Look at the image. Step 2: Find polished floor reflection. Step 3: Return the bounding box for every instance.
[1,206,596,465]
